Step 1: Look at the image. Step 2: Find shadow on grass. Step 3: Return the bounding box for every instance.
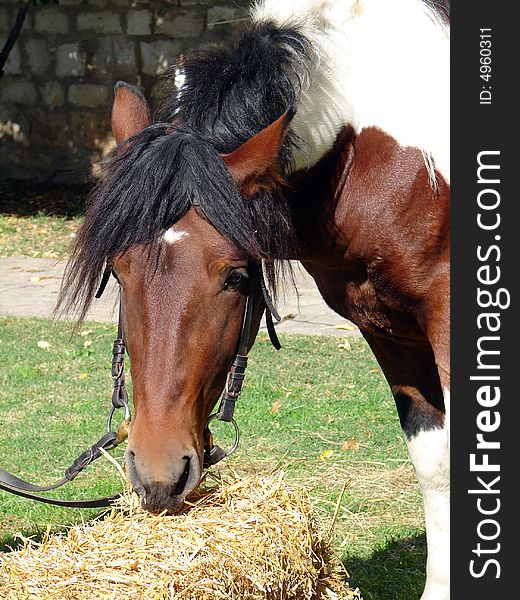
[346,534,427,600]
[0,179,89,218]
[1,527,58,554]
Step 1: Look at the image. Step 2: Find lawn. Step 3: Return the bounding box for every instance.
[0,317,425,599]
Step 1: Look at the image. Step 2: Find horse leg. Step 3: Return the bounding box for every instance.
[362,333,449,600]
[419,291,451,444]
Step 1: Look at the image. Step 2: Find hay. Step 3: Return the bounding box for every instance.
[0,473,361,599]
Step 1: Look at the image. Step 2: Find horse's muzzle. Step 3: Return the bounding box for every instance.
[125,450,201,513]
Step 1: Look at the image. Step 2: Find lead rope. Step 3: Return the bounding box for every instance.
[0,272,131,508]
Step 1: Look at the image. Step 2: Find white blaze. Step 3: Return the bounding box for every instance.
[162,228,189,245]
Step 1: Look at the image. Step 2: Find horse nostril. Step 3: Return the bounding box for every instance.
[173,456,191,496]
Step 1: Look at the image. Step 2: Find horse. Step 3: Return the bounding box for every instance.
[58,1,450,598]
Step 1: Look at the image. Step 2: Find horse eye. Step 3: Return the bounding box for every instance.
[223,269,247,291]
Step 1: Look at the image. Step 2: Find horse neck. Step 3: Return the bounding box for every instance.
[254,0,450,183]
[287,126,450,270]
[287,127,356,266]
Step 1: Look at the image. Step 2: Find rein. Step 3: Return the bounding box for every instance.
[0,261,280,508]
[0,281,132,508]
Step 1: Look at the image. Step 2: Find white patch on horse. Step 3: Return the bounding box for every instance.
[252,0,450,182]
[162,228,189,245]
[406,426,450,600]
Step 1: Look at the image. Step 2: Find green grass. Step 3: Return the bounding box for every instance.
[0,318,425,599]
[0,214,80,259]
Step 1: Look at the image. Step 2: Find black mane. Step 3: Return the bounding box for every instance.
[58,125,296,320]
[58,23,310,319]
[160,22,310,165]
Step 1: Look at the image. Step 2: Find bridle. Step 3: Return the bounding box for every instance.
[0,260,281,508]
[203,262,281,467]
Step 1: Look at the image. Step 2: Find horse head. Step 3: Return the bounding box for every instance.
[61,83,295,512]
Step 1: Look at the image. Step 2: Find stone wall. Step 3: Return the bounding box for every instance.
[0,0,249,182]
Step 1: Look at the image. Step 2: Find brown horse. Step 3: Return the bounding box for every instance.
[59,1,450,597]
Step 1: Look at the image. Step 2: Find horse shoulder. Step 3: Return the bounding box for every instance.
[295,127,449,342]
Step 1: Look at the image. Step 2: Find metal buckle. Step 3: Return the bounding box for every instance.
[203,413,240,468]
[107,401,131,435]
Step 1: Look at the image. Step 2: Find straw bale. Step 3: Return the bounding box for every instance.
[0,473,361,599]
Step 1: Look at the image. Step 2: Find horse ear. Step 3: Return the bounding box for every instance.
[221,108,296,199]
[111,81,151,146]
